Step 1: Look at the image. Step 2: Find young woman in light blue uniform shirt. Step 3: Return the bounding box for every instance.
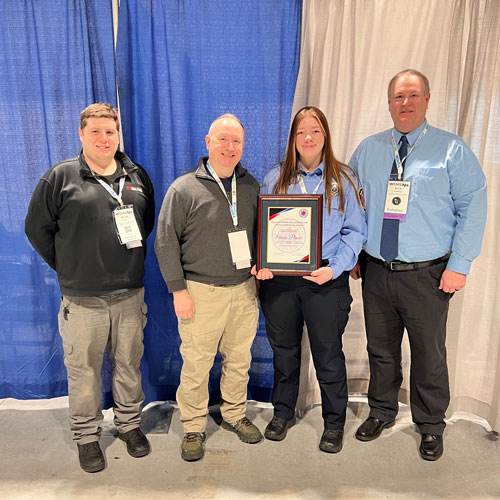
[255,106,367,453]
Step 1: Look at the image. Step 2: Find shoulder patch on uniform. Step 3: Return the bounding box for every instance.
[359,187,366,211]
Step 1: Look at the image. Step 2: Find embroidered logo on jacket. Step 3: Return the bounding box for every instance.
[126,186,143,193]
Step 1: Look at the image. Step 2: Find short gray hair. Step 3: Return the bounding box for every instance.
[387,69,430,97]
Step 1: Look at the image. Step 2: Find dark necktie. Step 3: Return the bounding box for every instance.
[379,135,408,262]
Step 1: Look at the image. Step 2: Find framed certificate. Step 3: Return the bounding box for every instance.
[257,194,323,275]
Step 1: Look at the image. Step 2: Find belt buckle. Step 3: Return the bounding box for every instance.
[389,261,397,271]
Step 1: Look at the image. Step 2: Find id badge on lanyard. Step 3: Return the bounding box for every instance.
[228,227,251,270]
[383,181,411,220]
[113,205,143,248]
[206,162,251,269]
[94,170,143,249]
[383,125,428,220]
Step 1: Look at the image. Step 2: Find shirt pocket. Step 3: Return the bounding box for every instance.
[322,197,342,237]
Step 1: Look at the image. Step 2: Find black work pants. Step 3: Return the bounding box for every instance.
[363,259,452,435]
[260,272,352,430]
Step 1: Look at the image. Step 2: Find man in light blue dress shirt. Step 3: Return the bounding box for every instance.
[349,69,487,461]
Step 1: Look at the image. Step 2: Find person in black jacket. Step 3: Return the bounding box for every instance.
[25,103,155,473]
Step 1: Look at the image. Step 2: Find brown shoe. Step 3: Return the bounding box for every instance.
[221,417,263,443]
[181,432,206,461]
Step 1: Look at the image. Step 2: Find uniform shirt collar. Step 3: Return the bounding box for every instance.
[393,120,428,147]
[298,161,324,177]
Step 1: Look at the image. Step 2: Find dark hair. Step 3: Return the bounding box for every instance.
[274,106,361,213]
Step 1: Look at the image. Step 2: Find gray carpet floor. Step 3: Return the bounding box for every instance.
[1,398,499,499]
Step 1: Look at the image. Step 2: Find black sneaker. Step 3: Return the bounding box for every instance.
[319,429,344,453]
[77,441,105,473]
[118,428,151,458]
[264,416,296,441]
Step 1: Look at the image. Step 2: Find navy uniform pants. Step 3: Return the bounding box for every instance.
[260,272,352,430]
[362,258,452,435]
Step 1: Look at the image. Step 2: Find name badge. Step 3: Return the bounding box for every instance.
[227,229,251,270]
[383,181,411,220]
[113,204,143,248]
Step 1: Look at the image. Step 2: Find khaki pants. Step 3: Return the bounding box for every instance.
[58,288,147,444]
[176,278,259,432]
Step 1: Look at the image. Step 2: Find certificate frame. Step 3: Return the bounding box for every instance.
[257,194,323,275]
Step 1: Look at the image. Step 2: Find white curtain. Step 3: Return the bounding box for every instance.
[294,0,500,431]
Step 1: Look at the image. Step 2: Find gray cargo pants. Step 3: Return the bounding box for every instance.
[58,288,147,444]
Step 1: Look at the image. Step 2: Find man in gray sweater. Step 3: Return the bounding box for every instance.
[155,114,262,461]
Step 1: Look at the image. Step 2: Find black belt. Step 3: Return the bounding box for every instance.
[367,252,451,272]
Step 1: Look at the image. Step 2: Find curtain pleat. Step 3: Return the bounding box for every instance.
[0,0,117,399]
[293,0,500,431]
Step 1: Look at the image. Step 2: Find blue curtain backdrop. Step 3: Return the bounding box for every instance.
[116,0,302,403]
[0,0,117,399]
[0,0,301,404]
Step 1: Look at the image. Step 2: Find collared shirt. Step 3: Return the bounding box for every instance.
[349,120,487,274]
[261,163,367,279]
